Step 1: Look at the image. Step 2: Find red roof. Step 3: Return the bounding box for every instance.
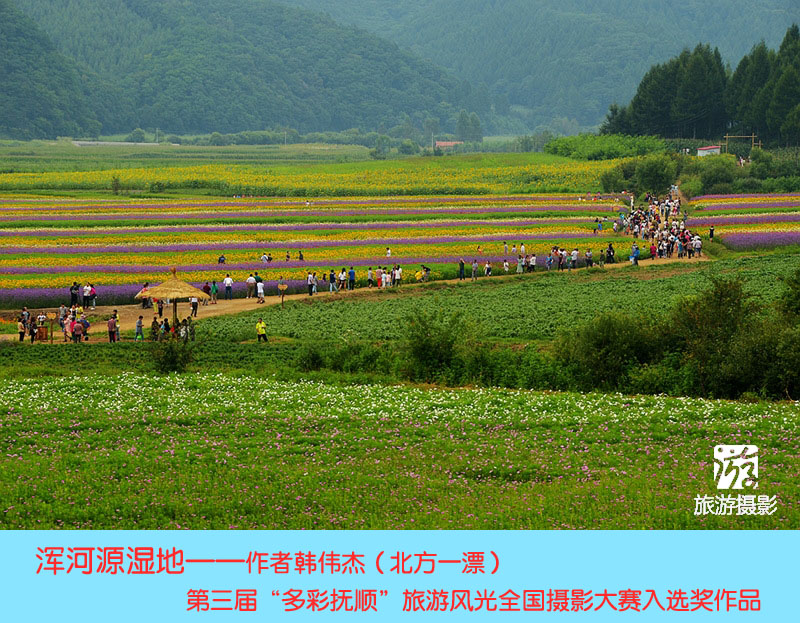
[697,145,721,150]
[435,141,464,148]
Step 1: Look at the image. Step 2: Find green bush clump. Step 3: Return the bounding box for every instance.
[151,338,194,373]
[545,134,667,160]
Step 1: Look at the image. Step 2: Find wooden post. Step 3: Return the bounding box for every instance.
[278,284,288,308]
[47,312,56,344]
[173,300,178,329]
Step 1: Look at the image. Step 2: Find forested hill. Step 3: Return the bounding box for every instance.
[10,0,488,136]
[280,0,800,131]
[0,0,100,139]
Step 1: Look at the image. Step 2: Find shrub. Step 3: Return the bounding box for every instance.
[556,311,656,389]
[679,175,703,199]
[150,338,194,373]
[399,308,477,382]
[699,155,737,192]
[634,154,678,194]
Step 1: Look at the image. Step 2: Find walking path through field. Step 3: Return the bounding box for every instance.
[0,254,710,342]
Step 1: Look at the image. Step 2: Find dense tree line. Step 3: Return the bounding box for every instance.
[603,25,800,145]
[0,0,100,139]
[7,0,488,137]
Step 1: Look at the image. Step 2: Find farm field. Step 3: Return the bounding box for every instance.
[2,191,800,308]
[2,148,800,531]
[1,374,796,529]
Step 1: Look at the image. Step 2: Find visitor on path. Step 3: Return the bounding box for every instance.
[210,280,218,304]
[17,318,25,342]
[135,316,144,341]
[89,284,97,310]
[529,254,536,272]
[307,273,314,296]
[471,259,479,281]
[246,274,256,298]
[150,317,160,341]
[459,259,466,280]
[585,249,593,267]
[107,315,117,343]
[70,282,79,306]
[709,226,715,242]
[503,259,509,273]
[516,256,524,274]
[386,247,391,258]
[395,265,402,286]
[256,318,268,343]
[202,282,211,305]
[82,283,91,308]
[256,280,265,303]
[504,241,508,254]
[330,269,338,292]
[348,267,356,290]
[190,297,199,317]
[141,282,150,309]
[223,274,233,300]
[367,267,374,288]
[298,250,304,261]
[71,318,83,343]
[606,243,616,264]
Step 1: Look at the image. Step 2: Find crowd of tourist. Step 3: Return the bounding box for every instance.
[11,193,712,345]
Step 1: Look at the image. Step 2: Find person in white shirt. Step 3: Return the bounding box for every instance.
[82,284,91,307]
[245,274,256,298]
[520,243,526,256]
[223,274,234,300]
[395,266,402,286]
[386,247,391,258]
[503,260,509,273]
[256,280,265,303]
[260,253,268,263]
[571,248,579,269]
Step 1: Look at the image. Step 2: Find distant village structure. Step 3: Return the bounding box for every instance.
[696,145,721,157]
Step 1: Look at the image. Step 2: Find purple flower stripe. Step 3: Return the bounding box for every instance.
[0,205,618,222]
[688,213,800,226]
[720,232,800,249]
[0,255,563,275]
[0,280,310,307]
[692,193,800,200]
[0,233,595,255]
[697,201,800,211]
[0,219,599,237]
[0,195,617,210]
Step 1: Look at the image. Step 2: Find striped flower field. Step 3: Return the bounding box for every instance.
[1,192,798,308]
[688,193,800,250]
[0,194,631,307]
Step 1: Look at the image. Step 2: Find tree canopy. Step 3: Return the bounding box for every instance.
[602,26,800,145]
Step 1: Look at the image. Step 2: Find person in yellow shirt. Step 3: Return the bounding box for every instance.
[256,318,268,343]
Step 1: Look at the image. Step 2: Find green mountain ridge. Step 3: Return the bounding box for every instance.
[280,0,800,131]
[10,0,490,136]
[0,0,100,139]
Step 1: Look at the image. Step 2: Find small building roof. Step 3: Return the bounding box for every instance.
[697,145,721,150]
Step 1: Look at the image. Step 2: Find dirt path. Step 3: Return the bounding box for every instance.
[1,254,710,341]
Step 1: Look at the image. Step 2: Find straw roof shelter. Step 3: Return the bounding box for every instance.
[135,268,209,326]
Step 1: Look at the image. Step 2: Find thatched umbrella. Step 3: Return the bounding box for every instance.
[135,268,210,327]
